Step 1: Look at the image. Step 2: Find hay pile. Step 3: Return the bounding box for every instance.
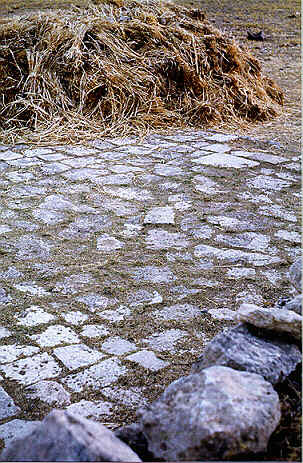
[0,0,284,144]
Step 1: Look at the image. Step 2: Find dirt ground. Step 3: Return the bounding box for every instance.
[0,0,301,153]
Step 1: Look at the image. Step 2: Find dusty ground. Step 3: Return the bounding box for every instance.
[0,0,301,153]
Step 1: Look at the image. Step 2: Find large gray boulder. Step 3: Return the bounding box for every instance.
[191,323,301,384]
[0,410,141,462]
[137,366,281,461]
[284,294,302,315]
[237,303,302,341]
[289,257,302,292]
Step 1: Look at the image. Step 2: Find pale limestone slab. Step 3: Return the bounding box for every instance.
[274,230,301,243]
[192,153,259,168]
[142,329,188,352]
[215,232,271,252]
[259,205,297,223]
[94,173,134,186]
[232,150,287,164]
[206,215,247,231]
[145,229,188,250]
[126,350,169,371]
[227,268,256,279]
[5,172,34,182]
[103,186,154,201]
[109,164,144,174]
[53,344,105,370]
[0,345,39,364]
[97,234,124,252]
[154,165,185,176]
[144,206,175,225]
[77,294,111,312]
[0,353,62,385]
[101,336,137,355]
[156,304,201,321]
[98,305,131,322]
[131,266,176,283]
[24,148,53,157]
[247,175,291,191]
[0,385,21,419]
[16,306,55,327]
[206,134,238,142]
[61,167,107,181]
[0,151,23,161]
[127,289,163,307]
[208,308,237,321]
[202,143,232,152]
[0,327,11,339]
[15,282,50,297]
[25,381,71,406]
[61,311,89,325]
[194,244,281,266]
[120,223,142,238]
[102,386,147,408]
[81,325,110,338]
[66,400,112,419]
[61,358,127,393]
[37,153,67,162]
[30,325,80,347]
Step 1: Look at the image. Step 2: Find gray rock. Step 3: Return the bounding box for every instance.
[0,409,141,462]
[191,324,301,384]
[284,294,302,315]
[237,303,302,341]
[289,258,302,292]
[115,423,153,462]
[137,366,280,461]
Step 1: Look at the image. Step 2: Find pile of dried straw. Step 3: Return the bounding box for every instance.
[0,0,284,143]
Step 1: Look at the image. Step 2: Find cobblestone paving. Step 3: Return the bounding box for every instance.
[0,129,301,449]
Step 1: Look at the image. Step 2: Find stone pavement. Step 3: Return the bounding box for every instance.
[0,129,301,450]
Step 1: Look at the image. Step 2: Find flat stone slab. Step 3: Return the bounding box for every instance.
[126,350,169,371]
[25,381,71,407]
[145,229,188,250]
[156,303,201,320]
[0,345,40,364]
[16,306,55,327]
[66,400,112,419]
[61,358,127,393]
[30,325,80,347]
[142,329,188,352]
[0,385,21,419]
[247,175,291,190]
[194,244,281,266]
[131,266,176,283]
[192,153,259,168]
[101,337,137,355]
[0,353,62,385]
[53,344,105,370]
[144,206,175,224]
[97,234,124,252]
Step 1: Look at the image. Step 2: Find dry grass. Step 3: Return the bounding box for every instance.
[0,0,284,144]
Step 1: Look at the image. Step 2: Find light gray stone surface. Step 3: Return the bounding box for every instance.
[0,386,21,419]
[283,295,302,314]
[0,129,300,450]
[24,381,71,407]
[191,323,301,384]
[237,303,302,341]
[137,366,281,461]
[289,258,302,292]
[0,410,141,462]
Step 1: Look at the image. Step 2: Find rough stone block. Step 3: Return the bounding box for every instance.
[0,410,141,461]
